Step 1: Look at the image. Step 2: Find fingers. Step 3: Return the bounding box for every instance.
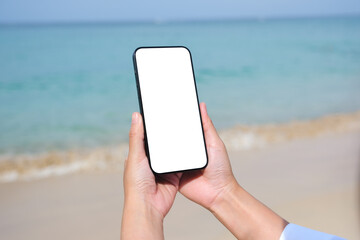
[199,103,222,146]
[128,112,145,160]
[156,172,182,189]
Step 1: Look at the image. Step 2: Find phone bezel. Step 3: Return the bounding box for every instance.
[132,46,208,174]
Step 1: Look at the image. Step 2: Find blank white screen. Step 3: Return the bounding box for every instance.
[134,47,207,173]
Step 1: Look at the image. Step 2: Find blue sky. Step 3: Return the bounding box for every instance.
[1,0,360,23]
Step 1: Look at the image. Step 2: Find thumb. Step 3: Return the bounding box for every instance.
[128,112,146,159]
[199,103,223,147]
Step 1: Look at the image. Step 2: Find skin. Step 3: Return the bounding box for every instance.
[121,110,182,239]
[121,102,288,240]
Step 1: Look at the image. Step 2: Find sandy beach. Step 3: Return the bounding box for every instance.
[0,115,359,240]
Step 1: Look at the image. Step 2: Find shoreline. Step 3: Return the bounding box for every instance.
[0,110,359,183]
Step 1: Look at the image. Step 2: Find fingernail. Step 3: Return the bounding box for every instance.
[132,112,138,124]
[203,103,207,112]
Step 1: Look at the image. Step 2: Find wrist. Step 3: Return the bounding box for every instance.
[209,182,287,240]
[209,182,253,239]
[121,196,164,240]
[208,177,239,212]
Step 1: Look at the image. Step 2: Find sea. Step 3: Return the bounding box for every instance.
[0,16,360,159]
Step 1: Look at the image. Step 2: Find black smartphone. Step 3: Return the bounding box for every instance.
[133,46,208,174]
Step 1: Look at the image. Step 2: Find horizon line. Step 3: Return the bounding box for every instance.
[0,13,359,27]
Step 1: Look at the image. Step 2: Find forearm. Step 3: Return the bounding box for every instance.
[121,198,164,240]
[210,182,288,240]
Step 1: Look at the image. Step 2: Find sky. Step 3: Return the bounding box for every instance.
[0,0,360,24]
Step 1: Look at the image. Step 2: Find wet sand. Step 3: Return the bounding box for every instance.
[0,129,359,240]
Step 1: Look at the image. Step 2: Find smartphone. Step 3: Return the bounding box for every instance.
[133,46,208,174]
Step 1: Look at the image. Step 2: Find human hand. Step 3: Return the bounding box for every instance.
[180,103,287,240]
[121,112,181,240]
[179,102,237,210]
[121,105,286,240]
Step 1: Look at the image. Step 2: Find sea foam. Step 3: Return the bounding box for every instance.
[0,111,359,183]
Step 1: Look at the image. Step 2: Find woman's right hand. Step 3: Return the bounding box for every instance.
[179,102,238,210]
[179,102,287,240]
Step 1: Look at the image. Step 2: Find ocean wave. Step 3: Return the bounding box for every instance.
[219,111,360,151]
[0,144,129,183]
[1,111,359,183]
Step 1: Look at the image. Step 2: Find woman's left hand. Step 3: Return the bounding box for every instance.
[121,112,181,240]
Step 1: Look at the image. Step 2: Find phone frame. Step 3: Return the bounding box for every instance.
[132,46,208,174]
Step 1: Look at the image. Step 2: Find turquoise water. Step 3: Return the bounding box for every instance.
[1,17,360,153]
